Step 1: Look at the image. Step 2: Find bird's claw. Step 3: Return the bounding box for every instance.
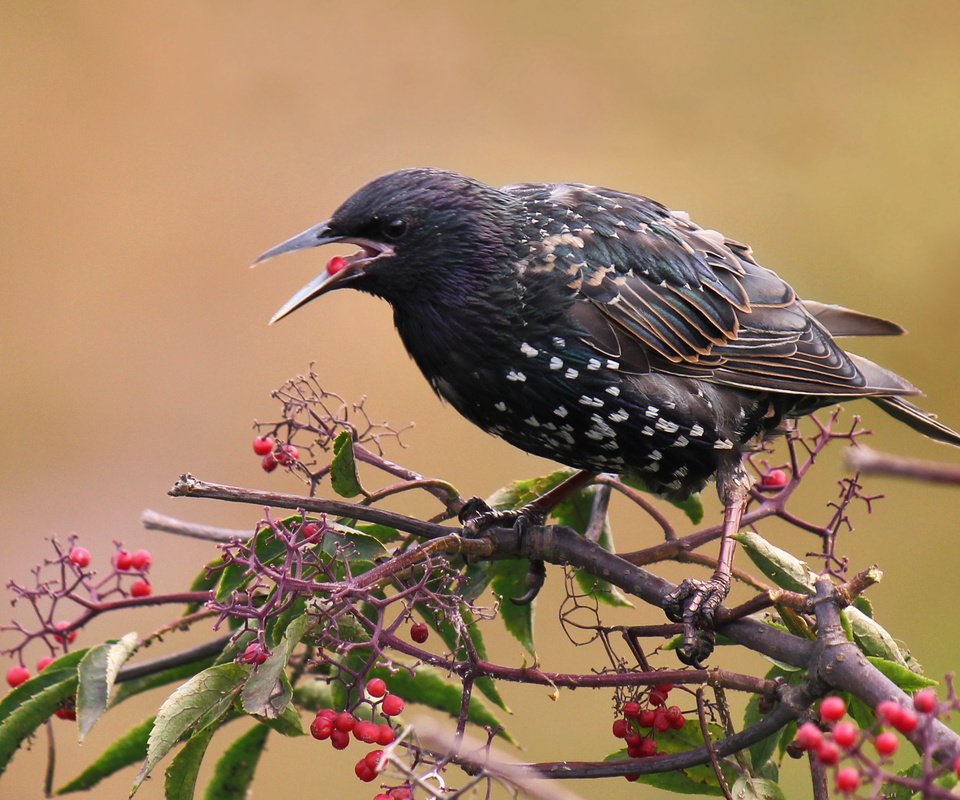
[458,497,543,540]
[663,577,730,667]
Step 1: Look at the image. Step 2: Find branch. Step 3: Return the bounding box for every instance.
[845,446,960,486]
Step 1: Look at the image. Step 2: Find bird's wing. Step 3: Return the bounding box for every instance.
[510,183,917,397]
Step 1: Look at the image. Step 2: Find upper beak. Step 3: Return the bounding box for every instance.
[253,220,392,325]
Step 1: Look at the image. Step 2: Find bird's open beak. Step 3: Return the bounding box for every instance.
[253,220,395,324]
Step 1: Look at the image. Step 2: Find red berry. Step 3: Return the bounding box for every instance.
[625,732,642,748]
[115,550,134,570]
[263,454,279,472]
[310,717,333,740]
[317,708,337,720]
[131,549,152,570]
[335,711,357,732]
[623,701,641,718]
[892,707,918,734]
[649,688,668,706]
[6,665,30,687]
[374,795,392,800]
[276,445,300,465]
[913,688,937,714]
[365,749,384,770]
[410,623,429,644]
[327,255,349,276]
[955,755,960,778]
[654,682,674,695]
[366,677,387,698]
[354,760,376,782]
[330,729,351,749]
[612,719,628,738]
[301,522,321,542]
[876,700,901,725]
[793,722,823,751]
[55,621,77,644]
[671,712,686,730]
[241,642,268,665]
[637,737,657,757]
[832,721,858,748]
[36,656,55,672]
[874,731,899,756]
[359,722,380,743]
[816,740,840,765]
[760,468,789,489]
[68,546,91,568]
[625,773,639,782]
[381,694,405,716]
[55,706,77,721]
[653,709,672,732]
[376,724,396,746]
[638,709,656,728]
[252,436,274,456]
[130,579,152,598]
[836,766,860,794]
[389,789,412,800]
[820,696,847,722]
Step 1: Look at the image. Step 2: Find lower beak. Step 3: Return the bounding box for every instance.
[253,220,391,325]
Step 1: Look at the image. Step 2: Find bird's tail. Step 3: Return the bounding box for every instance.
[870,396,960,447]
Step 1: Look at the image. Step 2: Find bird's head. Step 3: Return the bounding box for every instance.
[255,168,517,323]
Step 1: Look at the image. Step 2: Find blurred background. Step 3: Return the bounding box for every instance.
[2,3,960,798]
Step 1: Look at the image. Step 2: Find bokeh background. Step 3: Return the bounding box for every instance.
[3,3,960,798]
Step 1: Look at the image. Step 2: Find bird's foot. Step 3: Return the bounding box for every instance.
[458,498,547,605]
[663,577,730,667]
[458,497,545,539]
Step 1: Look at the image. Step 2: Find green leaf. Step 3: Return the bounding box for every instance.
[552,488,632,607]
[241,615,308,720]
[113,654,218,707]
[330,431,366,498]
[621,474,703,524]
[77,632,139,741]
[731,776,787,800]
[214,525,284,602]
[262,703,304,737]
[743,693,779,772]
[355,523,404,545]
[366,663,515,744]
[846,607,908,667]
[652,719,736,787]
[164,722,219,800]
[735,530,816,593]
[322,523,390,562]
[605,748,724,795]
[486,469,574,510]
[0,649,85,726]
[203,724,270,800]
[489,559,536,656]
[133,663,248,794]
[185,560,222,615]
[866,657,938,692]
[292,679,341,713]
[0,667,78,778]
[57,716,153,794]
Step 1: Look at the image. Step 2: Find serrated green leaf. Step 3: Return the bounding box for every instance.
[262,703,303,737]
[553,488,632,608]
[164,722,219,800]
[113,655,218,707]
[0,650,85,726]
[487,469,575,510]
[605,747,724,795]
[292,679,341,713]
[0,668,78,778]
[652,719,736,787]
[355,523,404,544]
[322,523,390,562]
[852,595,874,617]
[866,657,938,692]
[366,663,515,744]
[56,716,154,794]
[735,530,816,593]
[621,474,704,524]
[731,776,787,800]
[489,559,536,656]
[203,724,270,800]
[846,607,908,667]
[133,663,248,794]
[185,560,222,615]
[241,615,308,719]
[330,431,366,498]
[77,632,139,742]
[214,525,283,602]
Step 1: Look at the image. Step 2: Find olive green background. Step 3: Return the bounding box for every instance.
[2,3,960,799]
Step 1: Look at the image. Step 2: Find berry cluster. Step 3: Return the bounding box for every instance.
[252,435,300,473]
[791,691,955,794]
[610,684,685,780]
[309,678,410,798]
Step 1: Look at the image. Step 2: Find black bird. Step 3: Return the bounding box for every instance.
[256,168,960,664]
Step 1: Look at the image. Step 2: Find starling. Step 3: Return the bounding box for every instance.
[256,168,960,664]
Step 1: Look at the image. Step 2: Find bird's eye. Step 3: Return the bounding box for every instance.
[381,218,408,240]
